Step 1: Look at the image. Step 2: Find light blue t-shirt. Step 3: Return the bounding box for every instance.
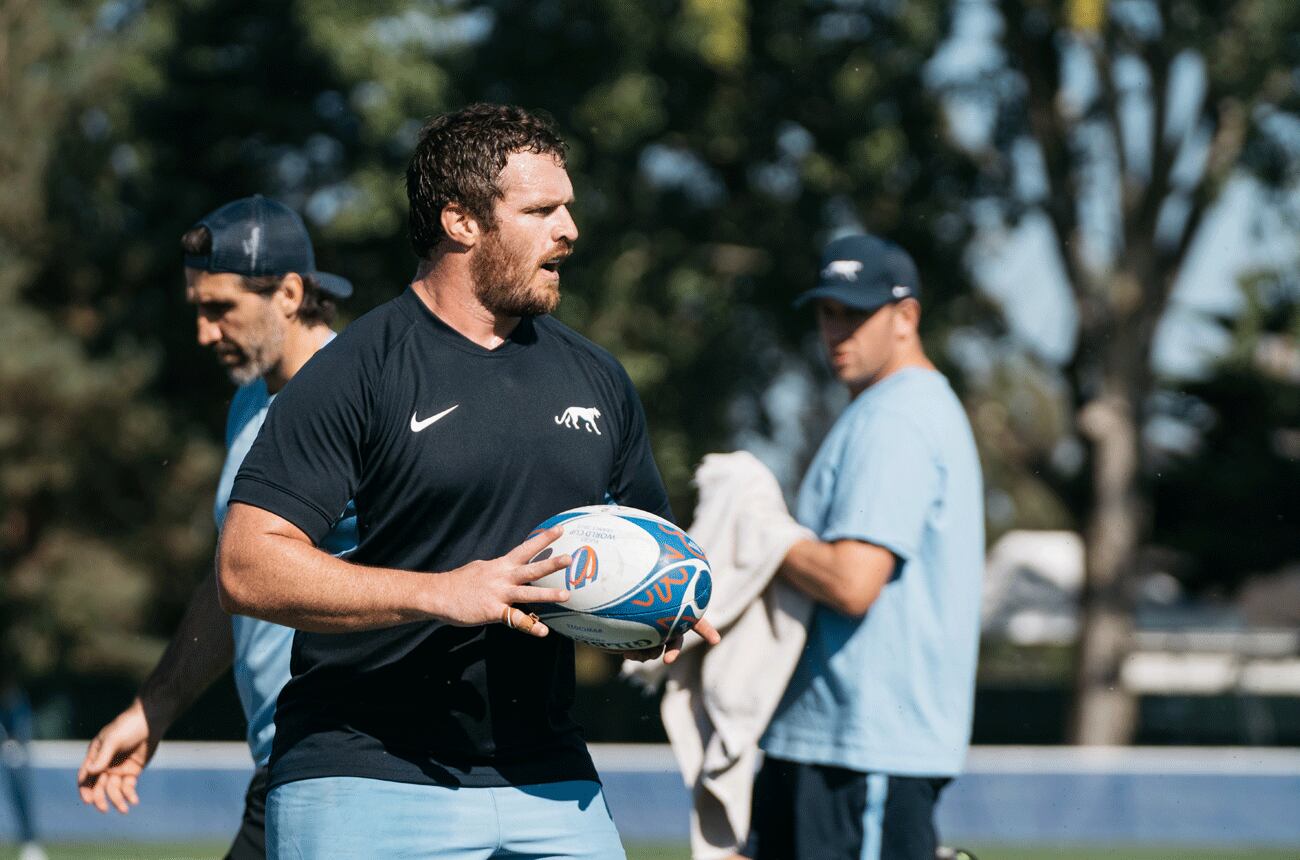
[761,367,984,777]
[213,337,358,766]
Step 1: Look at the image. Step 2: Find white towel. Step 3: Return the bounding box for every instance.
[624,451,814,859]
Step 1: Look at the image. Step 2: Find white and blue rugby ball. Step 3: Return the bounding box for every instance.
[523,504,712,651]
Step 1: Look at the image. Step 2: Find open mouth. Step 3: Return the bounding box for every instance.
[539,252,570,274]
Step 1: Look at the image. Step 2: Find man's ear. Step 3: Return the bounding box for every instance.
[276,273,305,318]
[441,202,481,248]
[894,297,921,335]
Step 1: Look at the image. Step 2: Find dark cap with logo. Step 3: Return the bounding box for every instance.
[184,195,353,299]
[793,233,920,312]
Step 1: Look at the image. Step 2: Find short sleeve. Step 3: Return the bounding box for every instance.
[821,409,939,562]
[606,365,673,523]
[229,337,373,544]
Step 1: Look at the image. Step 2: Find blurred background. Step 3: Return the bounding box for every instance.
[1,0,1297,857]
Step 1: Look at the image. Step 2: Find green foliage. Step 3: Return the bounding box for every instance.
[1153,274,1300,591]
[0,0,219,684]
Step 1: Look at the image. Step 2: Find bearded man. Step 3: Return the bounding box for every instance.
[78,195,357,860]
[216,104,719,859]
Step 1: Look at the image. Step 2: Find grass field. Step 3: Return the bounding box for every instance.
[4,843,1299,859]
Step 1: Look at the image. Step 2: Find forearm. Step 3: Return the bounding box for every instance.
[219,534,432,632]
[136,572,233,732]
[778,538,893,617]
[217,503,448,632]
[219,502,576,635]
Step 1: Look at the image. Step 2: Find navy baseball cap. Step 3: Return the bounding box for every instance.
[793,233,920,311]
[184,195,353,299]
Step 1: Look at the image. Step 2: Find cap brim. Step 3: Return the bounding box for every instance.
[311,271,353,299]
[792,283,894,312]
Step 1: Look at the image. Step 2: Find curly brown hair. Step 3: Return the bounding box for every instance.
[406,103,567,260]
[179,226,337,326]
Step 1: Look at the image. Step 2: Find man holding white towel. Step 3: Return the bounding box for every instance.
[741,235,985,860]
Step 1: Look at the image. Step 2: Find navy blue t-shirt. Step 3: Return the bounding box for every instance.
[229,287,672,790]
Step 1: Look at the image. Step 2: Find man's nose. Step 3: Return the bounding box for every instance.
[820,322,849,346]
[196,316,221,347]
[555,206,579,244]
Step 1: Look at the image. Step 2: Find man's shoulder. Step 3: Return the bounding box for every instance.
[268,293,420,411]
[225,378,270,443]
[299,291,421,381]
[840,371,974,455]
[860,370,962,422]
[328,291,419,352]
[534,315,626,378]
[230,378,269,412]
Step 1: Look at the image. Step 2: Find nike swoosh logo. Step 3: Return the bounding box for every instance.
[410,404,459,432]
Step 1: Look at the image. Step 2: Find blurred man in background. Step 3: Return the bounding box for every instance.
[76,196,357,860]
[1,667,45,860]
[740,235,984,860]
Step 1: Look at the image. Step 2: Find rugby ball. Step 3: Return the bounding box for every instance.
[523,504,712,651]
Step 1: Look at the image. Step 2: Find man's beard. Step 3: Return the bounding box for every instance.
[470,229,565,318]
[219,312,285,386]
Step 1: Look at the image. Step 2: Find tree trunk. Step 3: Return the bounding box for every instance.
[1069,380,1145,744]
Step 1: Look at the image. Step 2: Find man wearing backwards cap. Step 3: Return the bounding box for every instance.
[77,195,358,860]
[739,234,985,860]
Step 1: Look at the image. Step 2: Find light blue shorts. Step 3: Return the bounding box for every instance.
[266,776,626,859]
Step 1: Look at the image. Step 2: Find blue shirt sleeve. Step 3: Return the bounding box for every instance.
[821,408,939,563]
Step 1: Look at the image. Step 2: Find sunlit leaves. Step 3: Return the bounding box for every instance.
[577,73,669,152]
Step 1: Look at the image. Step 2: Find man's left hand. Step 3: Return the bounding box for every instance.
[621,617,721,663]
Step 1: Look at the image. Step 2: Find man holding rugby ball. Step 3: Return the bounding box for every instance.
[218,103,719,859]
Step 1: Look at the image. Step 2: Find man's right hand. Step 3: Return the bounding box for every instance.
[76,698,159,814]
[429,525,573,636]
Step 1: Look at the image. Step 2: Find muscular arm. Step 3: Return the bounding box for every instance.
[778,538,896,618]
[77,571,233,813]
[217,502,572,633]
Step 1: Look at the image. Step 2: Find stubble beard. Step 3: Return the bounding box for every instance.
[470,229,563,318]
[221,308,285,387]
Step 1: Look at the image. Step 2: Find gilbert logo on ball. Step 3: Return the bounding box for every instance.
[523,504,712,651]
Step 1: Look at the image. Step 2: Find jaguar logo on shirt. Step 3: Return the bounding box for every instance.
[555,406,602,435]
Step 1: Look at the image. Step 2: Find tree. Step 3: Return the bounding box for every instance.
[931,0,1300,742]
[1152,270,1300,593]
[0,0,220,691]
